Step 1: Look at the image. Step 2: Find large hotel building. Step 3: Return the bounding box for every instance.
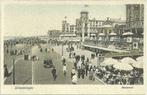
[49,4,144,51]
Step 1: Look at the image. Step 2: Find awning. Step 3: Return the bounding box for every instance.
[60,33,76,37]
[133,56,143,68]
[136,56,143,62]
[99,33,105,36]
[113,63,133,71]
[122,32,133,36]
[132,61,143,69]
[101,58,120,66]
[121,57,137,65]
[109,32,117,36]
[102,25,112,28]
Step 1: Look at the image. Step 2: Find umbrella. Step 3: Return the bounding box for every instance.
[101,58,119,66]
[121,57,137,65]
[133,56,143,69]
[136,56,143,62]
[132,61,143,69]
[122,32,133,36]
[113,63,133,71]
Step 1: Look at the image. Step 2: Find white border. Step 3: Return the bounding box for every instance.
[0,0,146,94]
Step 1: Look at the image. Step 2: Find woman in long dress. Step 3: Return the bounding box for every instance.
[72,74,78,84]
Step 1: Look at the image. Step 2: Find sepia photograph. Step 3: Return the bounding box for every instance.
[1,0,147,94]
[3,3,144,85]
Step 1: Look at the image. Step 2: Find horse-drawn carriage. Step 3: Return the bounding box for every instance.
[43,59,53,68]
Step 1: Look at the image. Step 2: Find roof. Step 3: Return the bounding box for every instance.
[82,43,129,53]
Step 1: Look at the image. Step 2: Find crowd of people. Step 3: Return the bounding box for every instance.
[60,53,98,84]
[60,44,143,85]
[95,65,143,85]
[4,39,143,85]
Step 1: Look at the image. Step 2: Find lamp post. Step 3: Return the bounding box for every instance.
[97,51,99,67]
[12,58,15,84]
[62,43,64,56]
[32,61,34,84]
[97,49,102,67]
[82,23,85,43]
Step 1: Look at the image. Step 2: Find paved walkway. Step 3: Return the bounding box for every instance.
[4,44,104,84]
[53,45,98,66]
[32,44,102,84]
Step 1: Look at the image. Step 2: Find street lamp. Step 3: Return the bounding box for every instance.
[97,50,101,67]
[12,58,15,84]
[62,42,64,56]
[82,23,85,43]
[32,61,34,84]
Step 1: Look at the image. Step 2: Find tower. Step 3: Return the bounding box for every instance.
[80,11,89,42]
[126,4,144,35]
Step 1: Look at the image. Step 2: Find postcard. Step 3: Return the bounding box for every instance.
[0,0,146,94]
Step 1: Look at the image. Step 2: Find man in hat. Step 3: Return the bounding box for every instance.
[71,67,76,78]
[51,66,57,81]
[63,63,67,77]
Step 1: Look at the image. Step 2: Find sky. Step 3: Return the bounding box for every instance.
[3,4,126,37]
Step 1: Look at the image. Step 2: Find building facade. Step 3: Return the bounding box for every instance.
[125,4,144,50]
[62,20,70,33]
[126,4,144,35]
[48,30,61,40]
[61,11,126,45]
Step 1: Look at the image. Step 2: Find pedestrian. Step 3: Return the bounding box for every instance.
[77,69,81,79]
[6,49,9,54]
[77,60,82,78]
[88,61,92,70]
[73,58,77,69]
[71,67,76,78]
[45,48,47,53]
[69,52,71,58]
[81,68,85,79]
[89,69,94,80]
[52,48,54,52]
[73,52,76,58]
[63,63,67,77]
[86,58,89,63]
[51,66,57,81]
[72,74,78,84]
[62,57,66,65]
[77,60,82,69]
[81,63,85,79]
[40,48,42,52]
[85,61,89,76]
[4,64,9,77]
